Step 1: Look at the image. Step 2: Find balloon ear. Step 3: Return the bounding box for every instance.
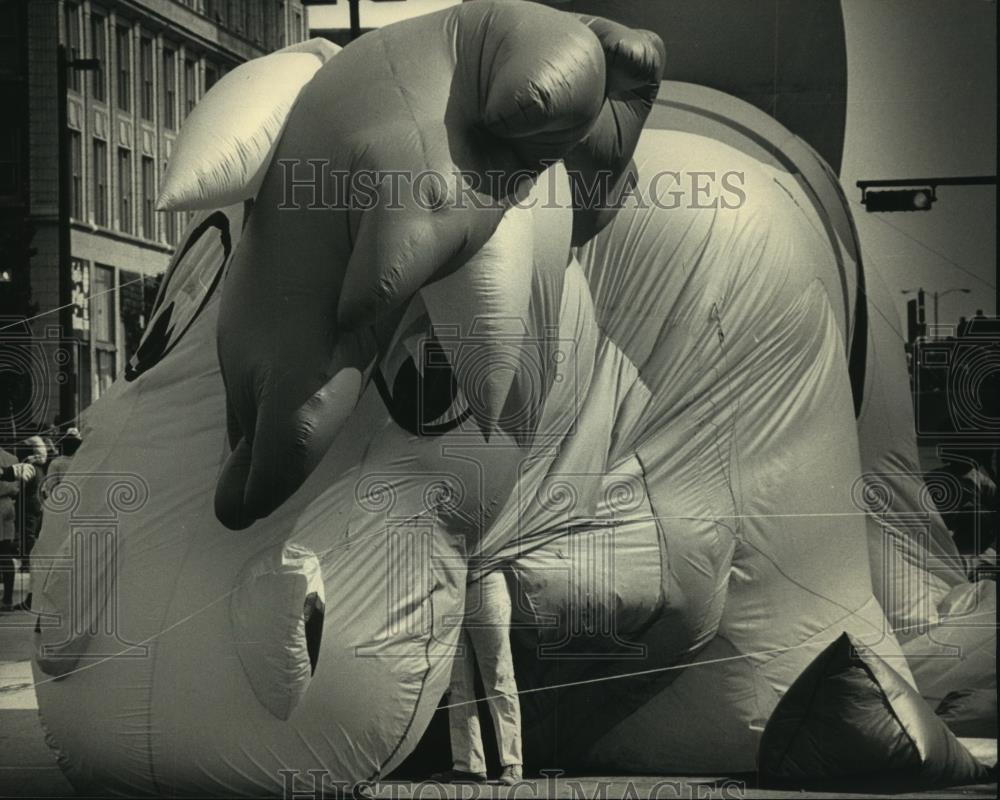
[565,16,666,245]
[158,40,340,212]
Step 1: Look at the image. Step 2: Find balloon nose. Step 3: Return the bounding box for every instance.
[231,543,326,720]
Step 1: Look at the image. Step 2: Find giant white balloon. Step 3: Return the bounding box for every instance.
[32,2,993,795]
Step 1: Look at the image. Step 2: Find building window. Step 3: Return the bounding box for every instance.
[164,211,178,245]
[64,3,81,91]
[162,47,176,129]
[70,130,83,219]
[92,265,117,400]
[117,147,132,233]
[71,258,90,333]
[204,62,218,92]
[0,126,18,198]
[92,265,115,343]
[263,1,276,50]
[116,25,131,111]
[293,10,303,45]
[162,160,178,245]
[120,268,140,363]
[0,2,21,77]
[90,13,107,102]
[184,58,197,116]
[94,348,116,398]
[139,36,153,120]
[141,156,155,239]
[92,138,108,226]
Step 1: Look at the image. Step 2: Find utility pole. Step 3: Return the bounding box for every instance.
[902,287,970,334]
[932,288,971,331]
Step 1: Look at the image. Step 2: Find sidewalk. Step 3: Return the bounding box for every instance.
[0,570,74,798]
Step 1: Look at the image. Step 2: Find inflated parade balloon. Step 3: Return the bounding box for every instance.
[31,2,992,795]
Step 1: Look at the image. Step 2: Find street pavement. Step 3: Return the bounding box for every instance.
[0,572,74,798]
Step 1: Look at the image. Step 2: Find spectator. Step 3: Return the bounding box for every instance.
[39,430,58,465]
[43,427,82,502]
[0,453,37,612]
[12,436,46,588]
[0,446,20,612]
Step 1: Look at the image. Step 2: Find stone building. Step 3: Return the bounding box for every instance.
[0,0,306,437]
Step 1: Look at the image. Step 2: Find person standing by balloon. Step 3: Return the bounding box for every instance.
[434,570,523,786]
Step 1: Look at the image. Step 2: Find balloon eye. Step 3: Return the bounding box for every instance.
[376,338,471,436]
[302,592,325,676]
[126,210,235,381]
[395,341,457,423]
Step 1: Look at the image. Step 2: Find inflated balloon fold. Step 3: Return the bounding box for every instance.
[758,633,989,786]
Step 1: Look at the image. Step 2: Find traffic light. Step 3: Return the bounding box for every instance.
[0,217,38,318]
[862,188,935,212]
[906,291,927,342]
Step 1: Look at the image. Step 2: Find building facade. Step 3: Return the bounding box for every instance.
[0,0,306,439]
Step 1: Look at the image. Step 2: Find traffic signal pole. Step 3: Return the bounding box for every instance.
[857,175,996,212]
[349,0,360,40]
[859,176,997,189]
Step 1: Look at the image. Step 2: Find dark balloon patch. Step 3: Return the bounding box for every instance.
[374,338,472,437]
[125,211,234,381]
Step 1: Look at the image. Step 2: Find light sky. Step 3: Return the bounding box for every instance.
[841,0,996,330]
[306,0,997,329]
[306,0,460,29]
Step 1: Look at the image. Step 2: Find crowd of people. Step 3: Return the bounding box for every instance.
[0,425,82,612]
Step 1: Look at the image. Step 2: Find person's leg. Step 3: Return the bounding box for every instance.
[0,542,15,608]
[15,533,35,609]
[20,531,37,572]
[446,628,487,777]
[465,571,522,770]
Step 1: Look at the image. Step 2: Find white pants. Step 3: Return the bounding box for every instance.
[448,571,522,772]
